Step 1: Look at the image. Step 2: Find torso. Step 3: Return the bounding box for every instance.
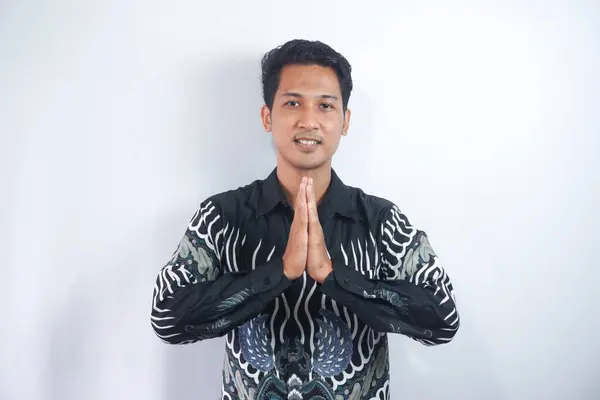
[215,170,394,400]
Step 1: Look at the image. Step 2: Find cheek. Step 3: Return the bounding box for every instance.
[323,119,344,138]
[271,124,294,148]
[272,113,295,132]
[323,113,344,129]
[272,118,295,141]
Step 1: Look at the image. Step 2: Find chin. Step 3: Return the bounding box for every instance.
[291,158,329,171]
[277,148,333,171]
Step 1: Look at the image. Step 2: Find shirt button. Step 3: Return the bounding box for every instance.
[424,329,432,338]
[263,277,271,286]
[185,325,194,332]
[344,277,349,284]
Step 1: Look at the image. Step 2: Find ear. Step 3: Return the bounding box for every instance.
[261,105,272,132]
[341,108,351,136]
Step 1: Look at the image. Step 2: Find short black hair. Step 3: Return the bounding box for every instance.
[261,39,353,111]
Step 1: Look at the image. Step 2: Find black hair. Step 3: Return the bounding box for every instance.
[261,39,353,111]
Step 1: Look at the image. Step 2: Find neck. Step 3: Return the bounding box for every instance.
[276,158,331,206]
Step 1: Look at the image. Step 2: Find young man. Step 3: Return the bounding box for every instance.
[151,39,459,400]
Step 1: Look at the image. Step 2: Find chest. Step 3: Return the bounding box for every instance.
[216,213,382,279]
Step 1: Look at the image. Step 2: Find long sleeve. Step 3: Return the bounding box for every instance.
[320,204,460,345]
[150,199,291,345]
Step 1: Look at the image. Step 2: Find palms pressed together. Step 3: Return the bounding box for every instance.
[282,177,333,283]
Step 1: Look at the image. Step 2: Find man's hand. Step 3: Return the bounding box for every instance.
[282,177,309,280]
[306,177,333,283]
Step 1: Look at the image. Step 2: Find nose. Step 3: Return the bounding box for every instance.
[297,108,319,131]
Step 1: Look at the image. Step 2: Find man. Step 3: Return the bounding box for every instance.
[151,39,459,400]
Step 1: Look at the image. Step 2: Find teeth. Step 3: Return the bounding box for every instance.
[297,139,318,145]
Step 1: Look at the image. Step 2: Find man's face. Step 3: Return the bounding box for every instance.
[261,64,351,171]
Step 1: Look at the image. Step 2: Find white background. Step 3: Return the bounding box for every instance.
[1,1,599,399]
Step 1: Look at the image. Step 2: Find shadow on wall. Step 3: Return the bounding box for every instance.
[330,84,377,190]
[161,54,273,400]
[388,309,504,399]
[43,284,91,400]
[186,54,276,196]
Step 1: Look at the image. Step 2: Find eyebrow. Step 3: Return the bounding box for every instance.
[281,92,339,101]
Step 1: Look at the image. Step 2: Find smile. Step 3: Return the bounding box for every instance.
[295,139,320,145]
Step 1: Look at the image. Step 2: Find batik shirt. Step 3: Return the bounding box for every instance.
[151,168,460,400]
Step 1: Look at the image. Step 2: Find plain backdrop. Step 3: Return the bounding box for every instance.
[1,1,599,399]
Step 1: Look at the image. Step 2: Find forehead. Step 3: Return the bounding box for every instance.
[277,64,342,97]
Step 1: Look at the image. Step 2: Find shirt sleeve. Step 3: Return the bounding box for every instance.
[150,199,291,345]
[320,204,460,345]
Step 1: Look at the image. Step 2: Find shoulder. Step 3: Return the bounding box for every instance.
[199,178,263,220]
[345,184,397,223]
[347,187,419,250]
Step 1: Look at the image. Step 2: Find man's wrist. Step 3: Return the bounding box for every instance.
[316,260,333,284]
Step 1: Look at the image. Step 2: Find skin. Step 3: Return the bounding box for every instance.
[260,64,351,283]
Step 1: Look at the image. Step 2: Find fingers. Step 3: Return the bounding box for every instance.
[306,178,319,224]
[305,178,325,248]
[295,177,308,225]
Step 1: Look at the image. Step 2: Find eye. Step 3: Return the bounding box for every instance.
[285,101,300,107]
[320,103,334,110]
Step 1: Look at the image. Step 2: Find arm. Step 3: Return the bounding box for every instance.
[150,199,290,345]
[320,205,459,345]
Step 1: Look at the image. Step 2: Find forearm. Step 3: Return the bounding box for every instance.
[151,259,290,344]
[320,264,459,344]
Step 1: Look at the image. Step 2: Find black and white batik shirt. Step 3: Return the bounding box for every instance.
[151,168,459,400]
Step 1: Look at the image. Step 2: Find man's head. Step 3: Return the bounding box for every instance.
[260,39,353,172]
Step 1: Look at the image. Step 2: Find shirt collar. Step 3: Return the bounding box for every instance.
[252,167,357,221]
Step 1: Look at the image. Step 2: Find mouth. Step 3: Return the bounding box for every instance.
[294,138,322,145]
[293,138,321,152]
